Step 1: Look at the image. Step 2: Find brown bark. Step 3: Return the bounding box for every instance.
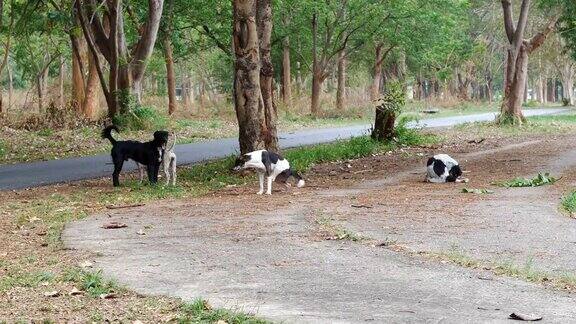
[371,45,384,101]
[372,110,395,141]
[164,36,176,115]
[336,50,346,111]
[83,52,100,119]
[79,0,163,114]
[257,0,278,152]
[232,0,265,154]
[281,35,291,106]
[7,56,12,110]
[499,0,558,124]
[71,34,86,110]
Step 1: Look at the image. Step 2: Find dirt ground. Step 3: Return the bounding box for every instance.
[59,133,576,322]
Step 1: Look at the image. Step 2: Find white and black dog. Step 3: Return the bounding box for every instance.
[426,154,463,183]
[233,150,305,195]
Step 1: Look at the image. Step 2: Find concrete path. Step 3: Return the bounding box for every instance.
[63,138,576,323]
[0,108,566,190]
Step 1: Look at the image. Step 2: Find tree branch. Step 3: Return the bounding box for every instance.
[501,0,515,43]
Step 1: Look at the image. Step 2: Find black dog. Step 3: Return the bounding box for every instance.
[101,125,169,186]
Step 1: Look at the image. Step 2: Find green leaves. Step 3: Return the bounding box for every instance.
[494,173,558,188]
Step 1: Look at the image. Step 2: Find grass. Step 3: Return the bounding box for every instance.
[316,217,366,242]
[62,268,122,298]
[433,246,576,291]
[493,172,557,188]
[455,111,576,137]
[561,190,576,217]
[178,299,269,324]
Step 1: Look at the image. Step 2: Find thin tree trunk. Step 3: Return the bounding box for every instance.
[233,0,265,154]
[257,0,278,151]
[371,45,384,101]
[59,57,65,108]
[83,52,100,119]
[164,36,176,115]
[336,50,346,111]
[7,56,12,110]
[311,70,323,116]
[281,35,291,106]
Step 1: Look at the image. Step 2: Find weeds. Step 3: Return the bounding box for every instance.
[494,172,557,187]
[178,299,269,324]
[433,247,576,291]
[561,190,576,217]
[316,217,366,242]
[62,268,122,298]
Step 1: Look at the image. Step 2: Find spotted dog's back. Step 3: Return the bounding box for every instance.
[426,154,462,183]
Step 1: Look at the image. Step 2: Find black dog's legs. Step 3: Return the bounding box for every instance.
[112,160,124,187]
[147,164,159,184]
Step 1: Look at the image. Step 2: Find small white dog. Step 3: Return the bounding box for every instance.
[137,133,177,185]
[426,154,463,183]
[233,150,305,195]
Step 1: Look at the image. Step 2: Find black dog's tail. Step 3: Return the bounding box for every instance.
[291,170,305,188]
[101,125,119,145]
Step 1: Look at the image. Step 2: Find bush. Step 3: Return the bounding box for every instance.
[523,100,539,108]
[562,98,571,107]
[112,106,167,131]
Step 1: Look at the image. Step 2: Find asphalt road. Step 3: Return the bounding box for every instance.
[0,108,567,190]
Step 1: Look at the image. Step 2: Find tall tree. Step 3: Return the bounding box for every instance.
[75,0,164,116]
[498,0,559,124]
[232,0,265,154]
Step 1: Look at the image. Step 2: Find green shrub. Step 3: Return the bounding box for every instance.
[112,106,167,131]
[0,141,6,159]
[562,98,571,107]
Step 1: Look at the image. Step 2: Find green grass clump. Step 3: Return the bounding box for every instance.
[561,190,576,217]
[178,299,269,324]
[62,268,121,298]
[494,172,557,188]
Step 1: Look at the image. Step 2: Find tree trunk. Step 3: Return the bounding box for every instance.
[83,52,100,120]
[7,56,12,110]
[336,50,346,111]
[311,69,323,116]
[37,74,44,113]
[499,0,558,124]
[281,35,291,106]
[371,110,395,141]
[182,74,193,110]
[371,45,384,101]
[233,0,265,154]
[59,57,66,108]
[257,0,278,152]
[70,31,86,111]
[164,36,176,115]
[561,64,575,105]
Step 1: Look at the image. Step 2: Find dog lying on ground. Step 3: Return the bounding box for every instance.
[426,154,464,183]
[101,125,169,186]
[136,132,177,185]
[233,150,305,195]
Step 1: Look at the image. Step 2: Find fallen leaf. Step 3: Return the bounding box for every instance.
[79,260,93,268]
[43,291,60,297]
[136,229,146,235]
[69,287,83,296]
[509,313,543,321]
[102,222,128,229]
[99,293,118,299]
